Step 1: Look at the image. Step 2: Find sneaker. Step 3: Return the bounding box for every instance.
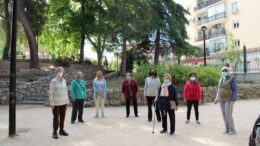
[52,132,58,139]
[196,120,201,125]
[71,120,75,124]
[169,131,175,135]
[148,119,152,122]
[94,114,99,118]
[228,131,236,135]
[78,120,84,123]
[59,130,69,136]
[185,120,190,124]
[160,130,167,133]
[126,115,129,118]
[135,115,139,117]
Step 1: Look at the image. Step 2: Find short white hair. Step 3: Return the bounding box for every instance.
[221,66,230,72]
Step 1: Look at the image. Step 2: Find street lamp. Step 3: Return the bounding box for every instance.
[8,0,18,137]
[201,26,207,66]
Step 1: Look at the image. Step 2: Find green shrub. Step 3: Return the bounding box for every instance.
[133,64,221,87]
[133,63,167,85]
[168,64,192,85]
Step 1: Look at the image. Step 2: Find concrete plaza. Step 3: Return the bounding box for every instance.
[0,99,260,146]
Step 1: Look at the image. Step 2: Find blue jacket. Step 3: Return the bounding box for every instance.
[157,84,178,111]
[93,79,107,100]
[70,80,87,100]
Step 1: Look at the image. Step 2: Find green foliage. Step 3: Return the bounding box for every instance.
[133,63,167,85]
[220,33,242,71]
[168,64,192,85]
[133,64,221,87]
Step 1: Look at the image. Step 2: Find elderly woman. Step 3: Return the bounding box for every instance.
[49,66,69,139]
[155,73,178,135]
[93,71,107,118]
[183,72,202,124]
[214,66,237,135]
[144,68,161,122]
[70,71,87,124]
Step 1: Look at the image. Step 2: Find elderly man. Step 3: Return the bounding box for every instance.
[214,66,238,135]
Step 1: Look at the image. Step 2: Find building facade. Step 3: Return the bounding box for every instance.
[188,0,260,54]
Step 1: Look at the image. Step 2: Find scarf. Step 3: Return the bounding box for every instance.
[160,82,171,97]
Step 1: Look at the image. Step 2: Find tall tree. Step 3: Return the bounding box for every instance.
[149,0,189,64]
[17,0,47,68]
[2,0,11,60]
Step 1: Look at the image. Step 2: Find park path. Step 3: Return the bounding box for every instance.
[0,99,260,146]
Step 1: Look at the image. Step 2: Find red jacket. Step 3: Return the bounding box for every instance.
[183,81,202,101]
[122,79,138,99]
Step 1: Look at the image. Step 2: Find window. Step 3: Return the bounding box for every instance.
[232,2,239,14]
[233,21,240,29]
[208,3,225,17]
[236,40,240,47]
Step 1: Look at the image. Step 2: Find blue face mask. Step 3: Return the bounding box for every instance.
[222,72,229,77]
[163,79,170,84]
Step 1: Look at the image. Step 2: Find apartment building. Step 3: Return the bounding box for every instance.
[186,0,260,54]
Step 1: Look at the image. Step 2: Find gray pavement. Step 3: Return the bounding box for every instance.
[0,99,260,146]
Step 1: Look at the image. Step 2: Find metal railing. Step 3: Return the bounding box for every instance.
[208,47,260,73]
[196,12,226,26]
[196,28,226,42]
[194,0,222,11]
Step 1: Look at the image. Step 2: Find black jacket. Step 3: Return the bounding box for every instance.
[157,84,178,111]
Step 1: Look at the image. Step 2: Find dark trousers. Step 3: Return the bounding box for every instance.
[187,100,199,121]
[126,98,138,116]
[71,99,84,122]
[52,105,67,133]
[146,96,161,121]
[161,110,175,132]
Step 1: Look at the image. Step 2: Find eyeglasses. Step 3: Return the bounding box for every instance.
[222,70,228,72]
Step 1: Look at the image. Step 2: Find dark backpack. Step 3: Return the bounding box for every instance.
[249,115,260,146]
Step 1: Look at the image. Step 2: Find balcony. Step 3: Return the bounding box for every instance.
[196,28,226,42]
[196,12,226,26]
[194,0,222,11]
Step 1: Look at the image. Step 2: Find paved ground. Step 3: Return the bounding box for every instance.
[0,99,260,146]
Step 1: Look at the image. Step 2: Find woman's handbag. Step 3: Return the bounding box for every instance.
[170,101,177,110]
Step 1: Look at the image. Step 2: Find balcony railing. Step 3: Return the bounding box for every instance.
[196,12,226,26]
[196,28,226,42]
[194,0,222,11]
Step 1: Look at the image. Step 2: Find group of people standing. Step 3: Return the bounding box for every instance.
[49,66,238,139]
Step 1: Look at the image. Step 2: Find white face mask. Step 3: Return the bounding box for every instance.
[57,72,63,78]
[190,77,196,81]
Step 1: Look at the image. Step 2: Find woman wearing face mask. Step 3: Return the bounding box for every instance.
[93,71,107,118]
[144,68,161,122]
[183,72,202,124]
[122,72,139,118]
[155,73,178,135]
[49,66,70,139]
[214,66,237,135]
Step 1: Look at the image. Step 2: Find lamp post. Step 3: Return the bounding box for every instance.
[8,0,18,137]
[201,26,207,66]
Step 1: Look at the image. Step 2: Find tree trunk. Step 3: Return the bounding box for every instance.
[121,0,127,75]
[80,33,85,63]
[96,36,103,67]
[2,0,11,60]
[17,0,39,69]
[177,56,181,64]
[154,29,160,64]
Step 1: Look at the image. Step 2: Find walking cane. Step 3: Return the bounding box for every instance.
[152,102,157,134]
